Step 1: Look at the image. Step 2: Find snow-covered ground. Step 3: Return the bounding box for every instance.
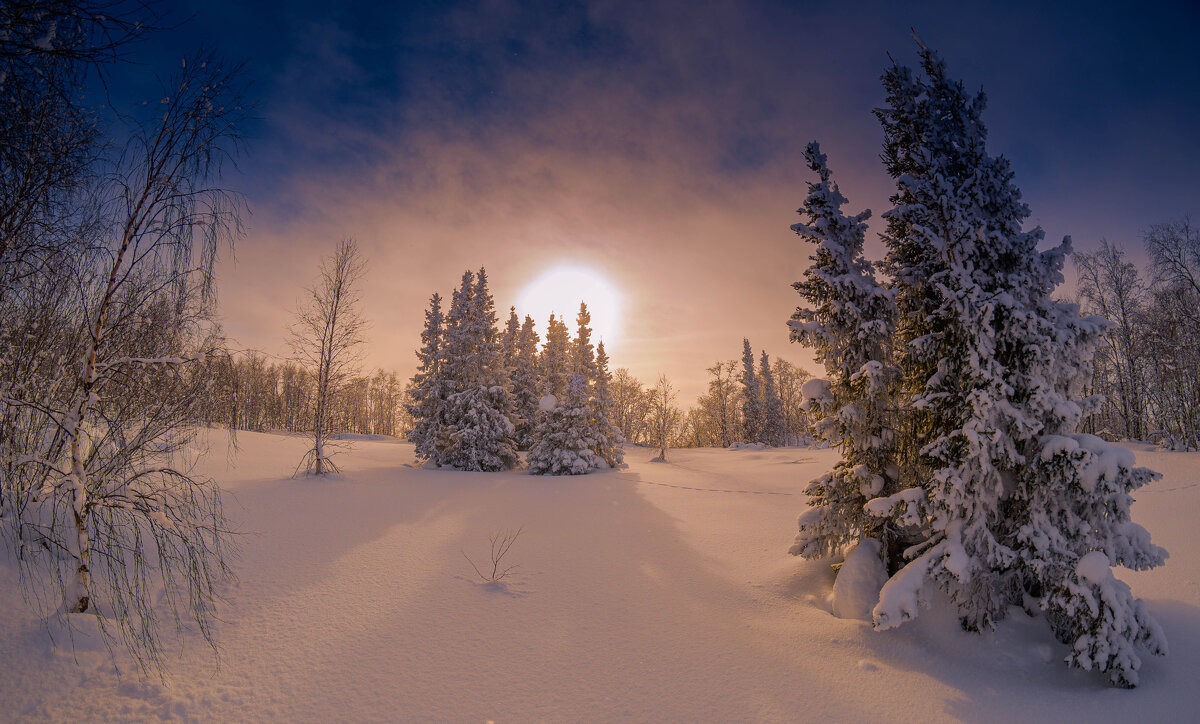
[1,432,1197,722]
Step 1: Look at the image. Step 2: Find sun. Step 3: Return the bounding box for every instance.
[516,266,622,350]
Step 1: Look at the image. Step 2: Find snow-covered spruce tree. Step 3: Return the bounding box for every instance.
[592,340,624,467]
[540,312,572,399]
[740,338,763,442]
[759,351,786,446]
[436,268,519,471]
[572,302,596,378]
[867,44,1165,686]
[528,373,600,475]
[428,270,474,462]
[787,141,901,571]
[510,314,542,450]
[406,292,445,460]
[501,307,520,374]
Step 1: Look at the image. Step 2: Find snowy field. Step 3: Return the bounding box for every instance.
[1,432,1197,722]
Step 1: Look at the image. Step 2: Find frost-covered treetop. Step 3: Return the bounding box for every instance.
[876,42,1067,302]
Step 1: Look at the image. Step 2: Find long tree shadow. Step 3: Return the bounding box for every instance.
[286,466,835,722]
[855,591,1200,722]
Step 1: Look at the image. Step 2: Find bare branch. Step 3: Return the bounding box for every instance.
[463,526,524,584]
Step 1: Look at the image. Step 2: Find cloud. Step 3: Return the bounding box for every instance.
[212,0,1200,403]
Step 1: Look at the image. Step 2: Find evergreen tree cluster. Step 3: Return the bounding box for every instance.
[407,270,623,474]
[738,338,787,446]
[789,44,1166,687]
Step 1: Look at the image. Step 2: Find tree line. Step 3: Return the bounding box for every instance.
[1073,220,1200,450]
[198,353,412,439]
[605,347,812,451]
[199,228,1199,462]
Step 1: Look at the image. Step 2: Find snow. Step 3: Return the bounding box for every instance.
[873,540,946,630]
[727,441,768,451]
[1,433,1198,721]
[831,539,888,621]
[1076,551,1111,584]
[801,377,831,403]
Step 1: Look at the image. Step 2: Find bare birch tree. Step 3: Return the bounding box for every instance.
[772,358,811,445]
[1142,218,1200,447]
[0,53,247,674]
[702,360,739,447]
[648,373,679,462]
[288,238,368,475]
[1075,242,1149,439]
[610,368,649,445]
[0,0,153,299]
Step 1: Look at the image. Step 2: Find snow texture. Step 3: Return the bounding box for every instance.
[0,434,1196,720]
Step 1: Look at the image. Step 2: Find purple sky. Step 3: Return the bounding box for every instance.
[141,0,1200,403]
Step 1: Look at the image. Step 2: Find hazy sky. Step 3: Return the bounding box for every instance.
[137,0,1199,403]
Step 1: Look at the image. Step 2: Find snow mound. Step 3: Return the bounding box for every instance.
[830,539,888,620]
[800,378,832,410]
[1075,550,1111,584]
[727,442,767,451]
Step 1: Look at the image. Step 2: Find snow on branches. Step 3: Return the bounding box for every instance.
[788,43,1167,686]
[407,281,621,476]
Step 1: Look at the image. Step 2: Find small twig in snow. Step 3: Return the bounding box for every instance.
[463,526,524,584]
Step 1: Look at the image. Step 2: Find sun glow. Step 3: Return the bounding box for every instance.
[516,266,623,351]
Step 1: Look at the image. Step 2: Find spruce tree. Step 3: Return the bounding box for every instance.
[431,270,476,463]
[442,272,476,371]
[407,292,446,461]
[510,314,542,450]
[740,338,763,443]
[501,307,520,374]
[436,268,519,471]
[787,141,901,567]
[540,312,572,399]
[865,44,1165,686]
[572,302,596,379]
[592,340,624,467]
[759,350,785,446]
[874,44,1041,630]
[528,373,599,475]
